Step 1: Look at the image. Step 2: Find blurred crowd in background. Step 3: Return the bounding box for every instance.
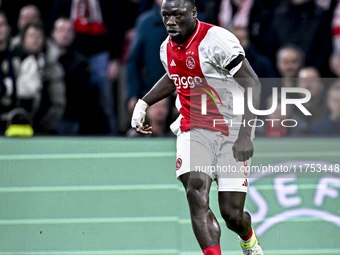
[0,0,339,137]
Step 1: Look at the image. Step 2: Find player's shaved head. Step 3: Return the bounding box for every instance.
[185,0,195,7]
[162,0,195,8]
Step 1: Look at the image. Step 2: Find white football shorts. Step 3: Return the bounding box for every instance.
[175,128,252,193]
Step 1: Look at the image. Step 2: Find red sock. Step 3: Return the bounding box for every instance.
[240,227,253,241]
[202,245,221,255]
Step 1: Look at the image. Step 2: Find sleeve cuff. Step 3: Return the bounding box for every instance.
[225,54,245,72]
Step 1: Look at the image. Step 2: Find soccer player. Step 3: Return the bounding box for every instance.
[131,0,263,254]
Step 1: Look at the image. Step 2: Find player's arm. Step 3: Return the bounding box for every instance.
[232,59,261,162]
[142,73,176,106]
[131,73,176,134]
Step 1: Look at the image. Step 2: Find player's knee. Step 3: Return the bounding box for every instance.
[186,182,208,201]
[185,178,209,206]
[186,176,205,190]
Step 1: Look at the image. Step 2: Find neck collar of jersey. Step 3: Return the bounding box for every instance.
[170,19,201,49]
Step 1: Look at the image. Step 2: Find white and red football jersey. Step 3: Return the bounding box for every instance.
[160,20,245,140]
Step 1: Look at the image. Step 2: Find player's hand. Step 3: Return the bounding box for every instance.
[131,99,151,134]
[135,124,152,135]
[232,136,254,162]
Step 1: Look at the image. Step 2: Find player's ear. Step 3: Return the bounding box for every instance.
[192,7,197,19]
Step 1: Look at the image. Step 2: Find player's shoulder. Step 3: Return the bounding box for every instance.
[159,36,170,62]
[203,25,239,42]
[199,24,242,54]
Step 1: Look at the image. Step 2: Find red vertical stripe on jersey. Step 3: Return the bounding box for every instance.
[166,20,229,136]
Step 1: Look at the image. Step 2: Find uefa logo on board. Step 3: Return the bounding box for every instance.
[246,161,340,244]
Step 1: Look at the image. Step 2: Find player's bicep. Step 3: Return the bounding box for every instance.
[160,73,176,89]
[150,73,176,93]
[233,59,259,88]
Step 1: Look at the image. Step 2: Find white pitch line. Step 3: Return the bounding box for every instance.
[0,216,179,225]
[0,151,339,161]
[0,214,332,226]
[0,151,175,161]
[0,184,318,193]
[0,184,180,193]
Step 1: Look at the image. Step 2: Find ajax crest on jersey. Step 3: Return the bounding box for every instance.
[186,56,195,69]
